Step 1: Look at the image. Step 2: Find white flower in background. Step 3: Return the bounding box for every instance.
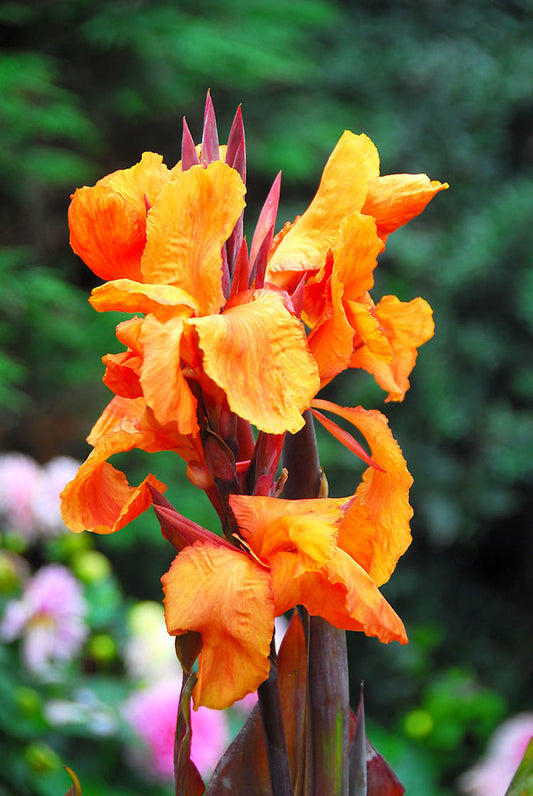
[124,600,180,682]
[458,713,533,796]
[0,563,88,676]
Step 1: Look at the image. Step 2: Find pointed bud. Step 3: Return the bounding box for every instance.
[201,90,219,165]
[226,105,246,182]
[181,117,200,170]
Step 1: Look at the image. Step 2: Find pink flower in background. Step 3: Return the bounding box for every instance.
[0,453,40,535]
[0,453,81,540]
[0,563,88,675]
[31,456,81,534]
[125,678,230,781]
[458,713,533,796]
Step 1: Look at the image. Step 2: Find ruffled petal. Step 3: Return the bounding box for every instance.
[362,174,449,239]
[69,152,170,281]
[60,397,167,534]
[306,213,384,384]
[162,542,274,709]
[267,132,380,285]
[347,297,393,360]
[189,289,320,434]
[270,548,407,644]
[90,279,198,319]
[310,401,413,587]
[139,315,199,434]
[101,317,144,399]
[350,295,435,401]
[98,151,171,207]
[230,494,345,565]
[141,161,246,315]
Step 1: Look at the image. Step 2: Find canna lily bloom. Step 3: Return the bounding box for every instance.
[62,102,320,534]
[266,131,446,397]
[160,403,412,710]
[68,106,319,438]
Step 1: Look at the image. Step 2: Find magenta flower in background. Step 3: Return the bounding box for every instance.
[124,678,230,781]
[0,563,88,675]
[458,713,533,796]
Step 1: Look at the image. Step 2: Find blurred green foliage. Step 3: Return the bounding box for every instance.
[0,0,531,793]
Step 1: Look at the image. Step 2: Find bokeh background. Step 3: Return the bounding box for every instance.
[1,1,532,794]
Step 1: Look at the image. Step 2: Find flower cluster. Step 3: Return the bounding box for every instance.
[60,95,447,715]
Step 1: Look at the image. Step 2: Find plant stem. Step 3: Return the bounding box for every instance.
[257,641,294,796]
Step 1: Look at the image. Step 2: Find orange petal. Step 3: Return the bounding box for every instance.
[362,174,449,239]
[69,152,170,281]
[90,279,198,320]
[189,289,320,434]
[267,132,380,286]
[307,213,384,384]
[102,350,143,399]
[162,542,274,709]
[139,315,199,434]
[230,494,345,566]
[60,397,167,534]
[141,161,246,315]
[311,401,413,587]
[350,295,434,401]
[346,297,393,361]
[270,548,407,644]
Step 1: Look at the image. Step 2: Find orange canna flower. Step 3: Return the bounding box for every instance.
[266,130,447,397]
[62,106,322,534]
[161,402,411,710]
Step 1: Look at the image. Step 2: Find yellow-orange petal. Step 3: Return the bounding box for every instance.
[347,298,393,360]
[141,161,246,315]
[162,542,274,709]
[139,315,198,434]
[69,152,170,281]
[230,494,345,566]
[350,295,435,401]
[362,174,449,239]
[267,131,380,286]
[189,289,320,434]
[270,548,407,644]
[90,279,198,320]
[311,401,413,587]
[98,151,171,209]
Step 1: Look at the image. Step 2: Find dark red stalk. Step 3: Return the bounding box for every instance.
[257,641,294,796]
